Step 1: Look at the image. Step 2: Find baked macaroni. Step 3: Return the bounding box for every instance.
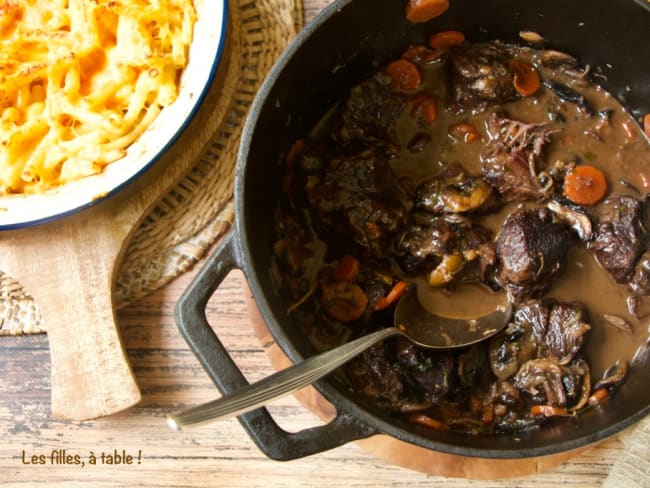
[0,0,196,194]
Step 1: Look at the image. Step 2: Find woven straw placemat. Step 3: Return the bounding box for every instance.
[605,415,650,488]
[0,0,303,336]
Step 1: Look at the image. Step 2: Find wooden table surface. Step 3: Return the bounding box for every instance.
[0,1,629,486]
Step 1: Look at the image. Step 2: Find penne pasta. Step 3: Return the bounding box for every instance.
[0,0,196,194]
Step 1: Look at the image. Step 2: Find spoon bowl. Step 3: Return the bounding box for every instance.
[396,285,512,349]
[167,284,512,430]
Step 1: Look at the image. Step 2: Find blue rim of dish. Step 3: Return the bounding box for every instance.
[0,1,229,231]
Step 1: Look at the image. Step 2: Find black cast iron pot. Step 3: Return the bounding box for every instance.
[175,0,650,461]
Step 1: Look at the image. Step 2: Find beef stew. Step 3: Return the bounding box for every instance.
[271,34,650,435]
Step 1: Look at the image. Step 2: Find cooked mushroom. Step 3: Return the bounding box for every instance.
[540,49,578,69]
[566,359,591,411]
[545,301,591,365]
[439,178,493,213]
[547,198,594,241]
[594,360,628,391]
[416,173,493,215]
[488,320,537,380]
[519,31,544,44]
[543,80,594,115]
[603,314,633,334]
[428,252,465,287]
[514,358,567,406]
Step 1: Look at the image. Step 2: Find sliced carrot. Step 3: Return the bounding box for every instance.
[385,59,421,91]
[366,221,381,239]
[405,0,450,23]
[587,388,609,406]
[449,122,480,143]
[643,113,650,139]
[286,139,304,167]
[428,30,465,49]
[320,281,368,322]
[402,44,445,64]
[479,402,495,425]
[508,60,540,96]
[332,255,360,282]
[530,405,569,417]
[374,280,409,311]
[563,165,608,206]
[410,413,451,432]
[411,95,439,124]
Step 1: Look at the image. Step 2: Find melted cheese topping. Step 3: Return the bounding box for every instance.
[0,0,196,194]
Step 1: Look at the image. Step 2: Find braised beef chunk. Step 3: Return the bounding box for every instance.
[273,206,312,276]
[447,42,517,113]
[496,208,572,301]
[588,193,649,283]
[305,147,411,255]
[544,301,591,364]
[339,73,405,143]
[398,218,457,273]
[347,342,406,410]
[457,343,492,389]
[510,300,550,342]
[488,380,542,433]
[347,340,455,412]
[398,217,496,286]
[357,258,396,316]
[481,112,557,202]
[395,343,455,403]
[456,224,498,285]
[488,300,590,379]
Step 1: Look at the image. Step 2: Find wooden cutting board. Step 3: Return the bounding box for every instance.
[0,31,237,421]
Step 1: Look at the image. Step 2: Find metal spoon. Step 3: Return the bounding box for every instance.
[167,285,512,431]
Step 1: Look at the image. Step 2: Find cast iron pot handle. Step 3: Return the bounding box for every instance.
[174,230,378,460]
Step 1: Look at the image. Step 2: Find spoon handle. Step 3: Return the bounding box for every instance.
[167,327,402,430]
